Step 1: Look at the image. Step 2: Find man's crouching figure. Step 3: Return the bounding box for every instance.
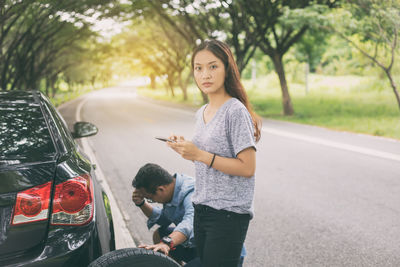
[131,163,196,265]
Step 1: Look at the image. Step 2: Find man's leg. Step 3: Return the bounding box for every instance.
[153,228,161,244]
[154,225,174,244]
[156,226,196,264]
[238,245,246,267]
[170,246,197,264]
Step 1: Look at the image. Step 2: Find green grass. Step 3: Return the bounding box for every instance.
[137,73,400,140]
[50,89,91,107]
[245,74,400,139]
[138,84,204,107]
[50,82,112,107]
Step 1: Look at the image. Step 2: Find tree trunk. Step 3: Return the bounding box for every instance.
[45,77,49,96]
[167,75,175,97]
[91,76,96,89]
[150,73,156,89]
[50,75,57,98]
[385,69,400,112]
[178,72,188,101]
[237,56,245,75]
[271,52,294,116]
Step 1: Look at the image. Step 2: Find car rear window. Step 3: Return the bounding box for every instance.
[0,93,56,165]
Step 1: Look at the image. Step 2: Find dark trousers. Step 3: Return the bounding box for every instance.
[193,204,250,267]
[158,226,197,263]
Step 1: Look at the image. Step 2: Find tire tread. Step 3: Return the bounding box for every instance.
[89,247,180,267]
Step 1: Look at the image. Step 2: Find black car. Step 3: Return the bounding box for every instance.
[0,91,115,266]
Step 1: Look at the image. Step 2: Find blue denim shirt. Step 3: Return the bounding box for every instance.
[147,173,195,248]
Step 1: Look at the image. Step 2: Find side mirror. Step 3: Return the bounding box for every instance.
[72,122,98,139]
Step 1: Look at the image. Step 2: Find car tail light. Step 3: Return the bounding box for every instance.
[11,182,52,225]
[51,174,94,226]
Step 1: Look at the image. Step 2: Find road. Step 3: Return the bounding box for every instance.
[59,86,400,267]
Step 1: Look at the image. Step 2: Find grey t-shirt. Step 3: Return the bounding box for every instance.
[192,97,256,218]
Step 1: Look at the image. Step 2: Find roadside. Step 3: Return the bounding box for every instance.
[58,96,136,250]
[57,87,400,267]
[134,90,400,163]
[137,73,400,141]
[57,87,400,251]
[136,92,400,146]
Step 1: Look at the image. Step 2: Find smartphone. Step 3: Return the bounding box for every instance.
[155,136,176,143]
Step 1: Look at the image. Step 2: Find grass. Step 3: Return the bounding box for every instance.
[137,73,400,140]
[138,84,205,107]
[50,82,113,107]
[50,88,91,107]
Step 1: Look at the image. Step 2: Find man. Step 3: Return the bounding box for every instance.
[131,163,196,264]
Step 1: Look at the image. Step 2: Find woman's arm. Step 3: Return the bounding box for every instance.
[168,140,256,178]
[201,146,256,178]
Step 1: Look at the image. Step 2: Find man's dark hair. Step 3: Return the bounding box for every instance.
[132,163,174,194]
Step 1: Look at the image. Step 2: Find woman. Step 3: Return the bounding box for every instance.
[168,39,261,267]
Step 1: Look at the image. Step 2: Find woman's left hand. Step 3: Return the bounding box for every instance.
[168,139,201,161]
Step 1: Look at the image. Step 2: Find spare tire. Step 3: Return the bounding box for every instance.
[89,248,181,267]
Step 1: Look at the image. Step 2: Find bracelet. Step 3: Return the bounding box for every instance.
[209,153,216,168]
[135,199,145,207]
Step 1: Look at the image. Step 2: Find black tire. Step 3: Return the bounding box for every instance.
[88,247,181,267]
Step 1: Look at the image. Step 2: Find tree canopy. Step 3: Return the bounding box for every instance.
[1,0,399,113]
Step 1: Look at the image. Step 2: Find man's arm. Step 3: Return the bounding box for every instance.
[132,190,153,217]
[139,230,187,255]
[169,192,194,246]
[140,193,194,255]
[138,201,153,218]
[132,190,170,229]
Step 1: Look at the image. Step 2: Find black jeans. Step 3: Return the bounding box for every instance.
[158,226,197,263]
[193,204,250,267]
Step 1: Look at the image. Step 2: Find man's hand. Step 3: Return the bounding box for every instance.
[138,242,170,255]
[132,189,144,206]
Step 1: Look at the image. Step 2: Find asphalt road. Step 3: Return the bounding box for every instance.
[59,86,400,267]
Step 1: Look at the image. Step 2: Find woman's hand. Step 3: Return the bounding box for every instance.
[167,135,201,161]
[167,134,183,154]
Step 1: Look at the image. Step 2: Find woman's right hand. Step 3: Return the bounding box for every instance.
[167,134,184,154]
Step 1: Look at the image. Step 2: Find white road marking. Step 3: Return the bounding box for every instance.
[139,98,400,163]
[75,97,136,249]
[263,127,400,162]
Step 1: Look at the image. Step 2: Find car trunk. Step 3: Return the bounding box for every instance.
[0,91,58,259]
[0,161,56,259]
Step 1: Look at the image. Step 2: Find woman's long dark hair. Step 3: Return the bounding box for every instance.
[191,39,261,142]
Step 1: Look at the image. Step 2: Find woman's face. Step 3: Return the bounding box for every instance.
[193,49,226,95]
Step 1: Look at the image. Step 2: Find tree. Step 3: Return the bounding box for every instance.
[132,1,341,111]
[293,29,330,73]
[329,0,400,111]
[155,17,193,100]
[240,0,339,115]
[146,0,258,74]
[112,17,193,99]
[145,0,210,102]
[138,0,259,103]
[0,0,122,94]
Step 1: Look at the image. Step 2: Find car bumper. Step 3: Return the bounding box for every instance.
[3,221,102,267]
